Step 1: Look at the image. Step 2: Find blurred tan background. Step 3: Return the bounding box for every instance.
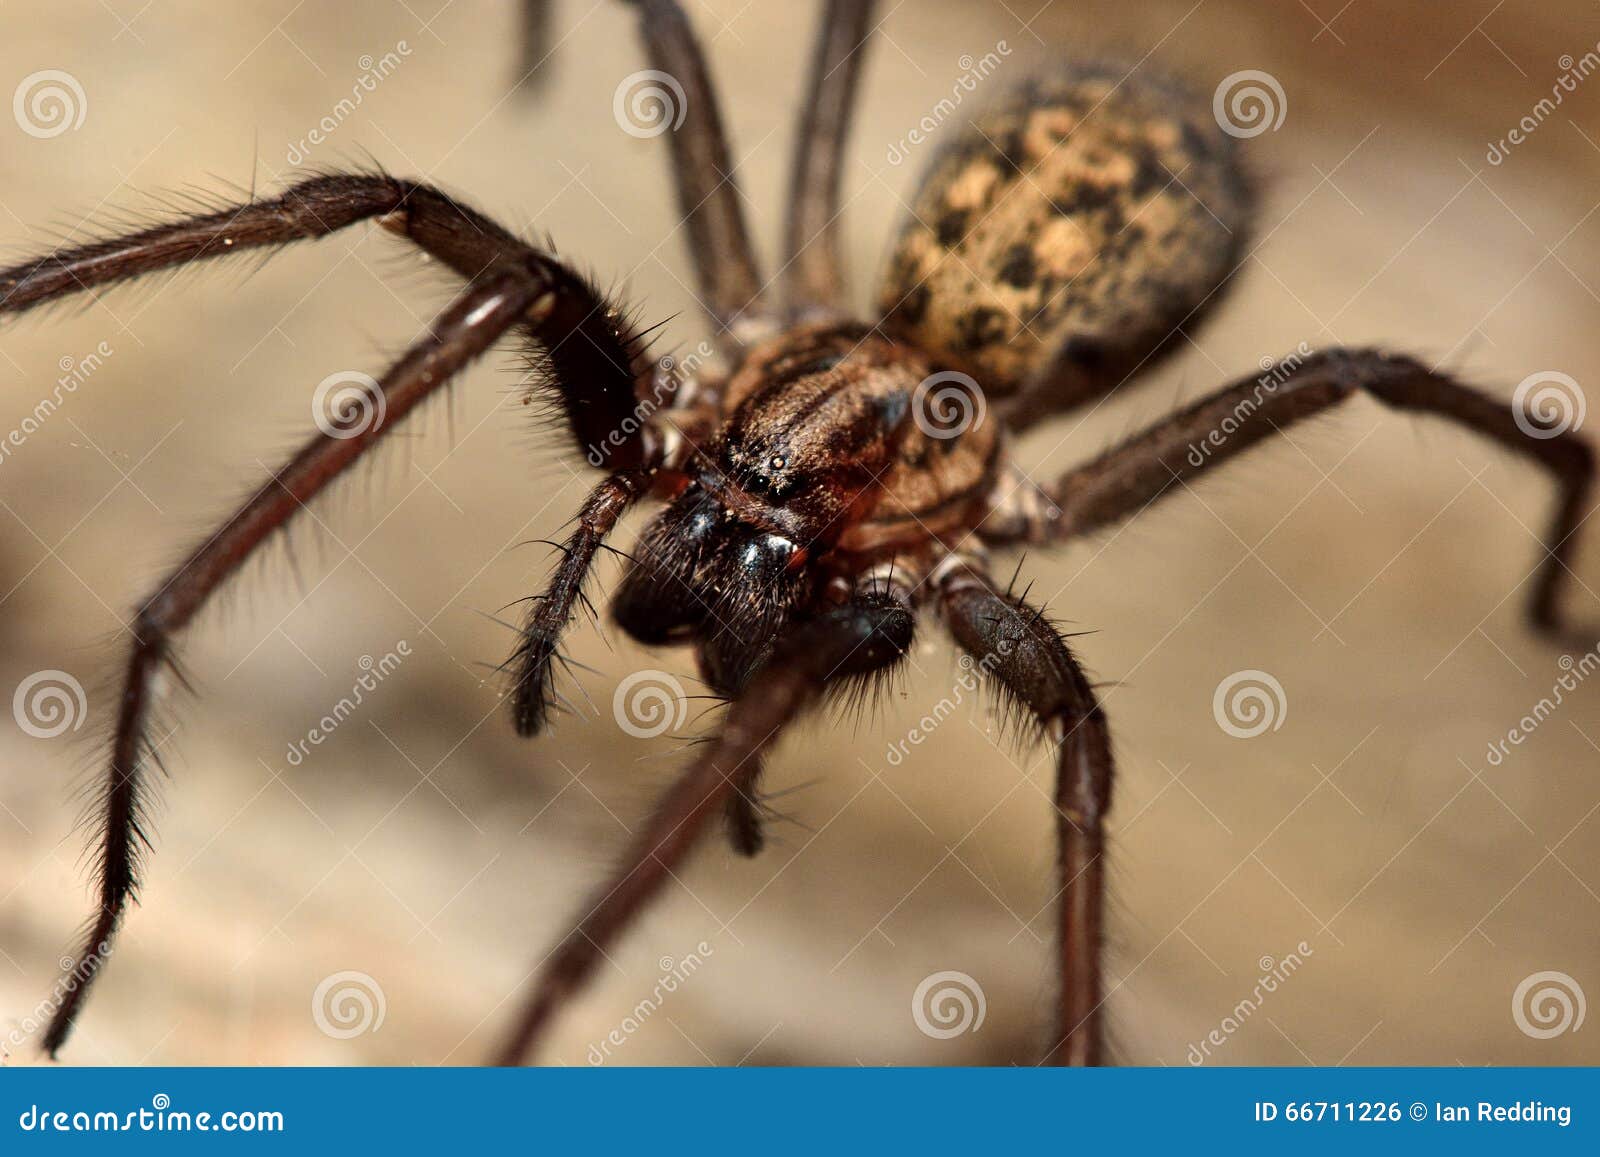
[1,0,1597,1066]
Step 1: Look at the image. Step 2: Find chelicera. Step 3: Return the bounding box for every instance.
[4,0,1591,1065]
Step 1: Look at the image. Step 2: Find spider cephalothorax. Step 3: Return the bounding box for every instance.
[609,322,994,694]
[5,0,1593,1067]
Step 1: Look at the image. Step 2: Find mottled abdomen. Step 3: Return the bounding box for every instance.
[877,61,1254,424]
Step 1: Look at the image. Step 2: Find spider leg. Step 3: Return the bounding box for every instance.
[723,753,768,857]
[0,175,513,313]
[627,0,772,344]
[985,348,1597,642]
[0,173,654,469]
[723,764,764,857]
[782,0,876,320]
[493,578,917,1064]
[516,0,556,94]
[510,472,647,736]
[934,554,1113,1067]
[39,273,544,1057]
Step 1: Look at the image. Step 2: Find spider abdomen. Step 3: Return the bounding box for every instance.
[877,60,1255,425]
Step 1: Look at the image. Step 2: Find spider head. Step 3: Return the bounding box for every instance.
[613,325,937,693]
[613,482,813,694]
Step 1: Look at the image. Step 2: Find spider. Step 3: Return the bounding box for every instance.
[5,0,1593,1067]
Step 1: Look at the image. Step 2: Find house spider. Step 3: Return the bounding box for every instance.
[4,0,1593,1066]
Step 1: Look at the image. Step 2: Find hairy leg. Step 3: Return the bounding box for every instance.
[0,175,517,313]
[0,173,654,469]
[990,348,1596,641]
[494,580,917,1064]
[723,755,769,857]
[782,0,876,319]
[510,472,647,736]
[628,0,771,343]
[40,273,543,1056]
[936,556,1113,1066]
